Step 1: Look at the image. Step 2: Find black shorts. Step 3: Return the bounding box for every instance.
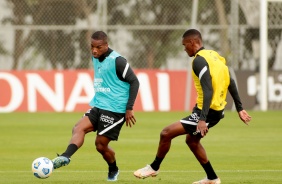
[180,106,224,136]
[84,107,126,141]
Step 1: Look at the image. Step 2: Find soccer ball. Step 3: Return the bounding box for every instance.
[31,157,53,179]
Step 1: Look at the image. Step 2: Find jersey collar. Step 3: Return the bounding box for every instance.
[98,48,113,62]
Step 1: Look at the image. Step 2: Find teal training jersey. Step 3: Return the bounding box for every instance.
[89,51,130,113]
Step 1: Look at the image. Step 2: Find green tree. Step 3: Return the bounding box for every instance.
[4,0,96,69]
[108,0,193,69]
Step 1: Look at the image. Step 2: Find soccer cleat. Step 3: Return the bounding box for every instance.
[107,170,119,181]
[52,155,70,169]
[192,177,221,184]
[133,164,159,179]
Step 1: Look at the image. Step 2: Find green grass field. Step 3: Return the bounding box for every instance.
[0,111,281,184]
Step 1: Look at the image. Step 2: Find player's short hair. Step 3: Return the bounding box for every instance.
[182,29,202,40]
[91,31,108,43]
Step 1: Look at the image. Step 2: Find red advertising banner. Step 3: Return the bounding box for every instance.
[2,70,281,112]
[0,70,196,112]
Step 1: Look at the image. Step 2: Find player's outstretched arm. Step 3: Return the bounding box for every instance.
[238,110,251,125]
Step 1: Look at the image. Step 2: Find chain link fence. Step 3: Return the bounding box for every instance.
[0,0,282,70]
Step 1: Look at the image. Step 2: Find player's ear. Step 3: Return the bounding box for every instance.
[190,39,195,46]
[193,38,200,45]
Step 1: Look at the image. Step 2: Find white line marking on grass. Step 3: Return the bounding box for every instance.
[1,170,282,173]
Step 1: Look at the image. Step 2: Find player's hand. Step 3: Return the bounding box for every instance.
[197,120,208,137]
[125,110,136,127]
[238,110,251,125]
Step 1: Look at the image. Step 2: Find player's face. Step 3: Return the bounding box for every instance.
[91,39,108,58]
[182,37,194,57]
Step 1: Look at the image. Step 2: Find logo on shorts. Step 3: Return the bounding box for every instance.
[188,112,199,122]
[100,114,114,127]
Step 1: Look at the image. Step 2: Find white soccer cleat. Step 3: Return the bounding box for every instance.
[192,177,221,184]
[133,164,159,179]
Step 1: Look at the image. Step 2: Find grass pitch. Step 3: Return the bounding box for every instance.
[0,111,281,184]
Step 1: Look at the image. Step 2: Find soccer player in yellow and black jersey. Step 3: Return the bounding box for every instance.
[134,29,252,184]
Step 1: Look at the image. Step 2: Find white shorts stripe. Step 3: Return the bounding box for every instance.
[98,117,124,135]
[180,120,209,126]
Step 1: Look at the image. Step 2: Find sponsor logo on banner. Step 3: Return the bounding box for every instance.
[1,70,281,112]
[0,70,190,112]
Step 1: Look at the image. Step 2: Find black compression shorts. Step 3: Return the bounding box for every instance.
[180,106,224,136]
[84,107,126,141]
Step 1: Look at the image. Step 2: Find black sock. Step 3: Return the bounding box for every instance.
[108,161,118,172]
[201,161,218,180]
[150,156,163,171]
[61,144,78,158]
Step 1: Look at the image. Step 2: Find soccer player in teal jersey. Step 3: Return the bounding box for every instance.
[52,31,139,181]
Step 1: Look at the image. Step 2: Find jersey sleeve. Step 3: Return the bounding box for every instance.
[192,56,213,121]
[115,56,140,110]
[228,74,243,112]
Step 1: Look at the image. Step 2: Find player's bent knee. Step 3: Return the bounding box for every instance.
[160,128,172,140]
[95,143,107,153]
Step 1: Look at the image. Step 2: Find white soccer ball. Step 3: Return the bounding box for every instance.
[31,157,53,179]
